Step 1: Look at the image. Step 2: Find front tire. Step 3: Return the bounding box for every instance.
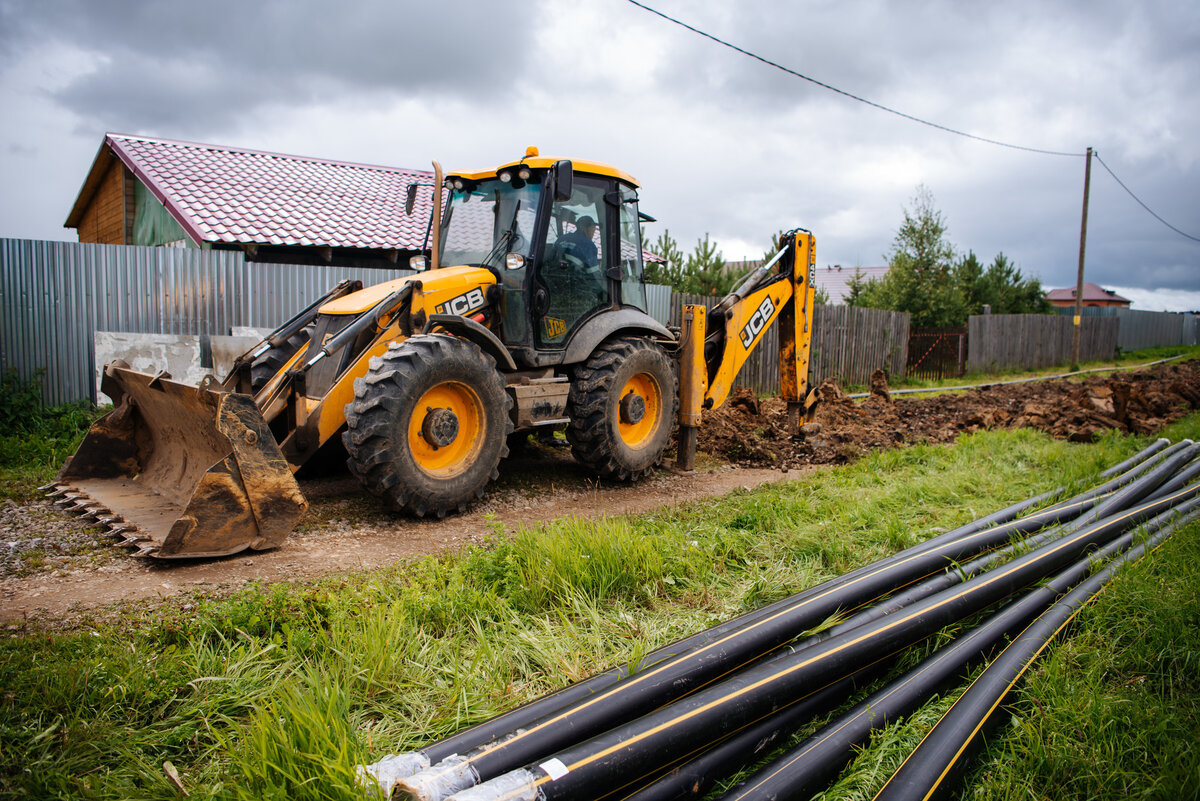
[342,334,512,517]
[567,338,677,481]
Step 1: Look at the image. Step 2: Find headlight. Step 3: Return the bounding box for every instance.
[517,167,531,180]
[498,171,512,183]
[505,253,525,270]
[409,255,428,271]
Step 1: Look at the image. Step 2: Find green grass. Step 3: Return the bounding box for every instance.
[1,365,1197,798]
[0,369,105,502]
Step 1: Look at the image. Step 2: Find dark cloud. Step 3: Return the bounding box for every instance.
[1,0,535,133]
[1,0,1195,301]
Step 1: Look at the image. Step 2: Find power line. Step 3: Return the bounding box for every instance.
[1094,152,1200,244]
[627,0,1082,157]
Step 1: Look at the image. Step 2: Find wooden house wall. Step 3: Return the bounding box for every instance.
[76,159,134,245]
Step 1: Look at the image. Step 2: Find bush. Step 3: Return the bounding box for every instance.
[0,369,102,497]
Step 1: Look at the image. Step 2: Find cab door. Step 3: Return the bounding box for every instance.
[535,175,612,347]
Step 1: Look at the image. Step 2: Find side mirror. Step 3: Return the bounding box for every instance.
[552,160,573,202]
[405,184,419,215]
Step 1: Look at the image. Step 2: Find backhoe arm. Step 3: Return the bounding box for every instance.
[676,229,817,470]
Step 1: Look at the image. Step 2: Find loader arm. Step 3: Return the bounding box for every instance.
[676,229,817,470]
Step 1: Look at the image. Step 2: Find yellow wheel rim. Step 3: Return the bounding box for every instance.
[617,372,662,450]
[407,381,485,477]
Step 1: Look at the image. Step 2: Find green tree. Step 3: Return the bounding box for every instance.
[976,252,1054,315]
[680,234,748,296]
[850,187,966,327]
[644,228,685,289]
[845,267,874,306]
[954,250,986,313]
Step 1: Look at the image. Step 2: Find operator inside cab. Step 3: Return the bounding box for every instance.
[557,215,600,271]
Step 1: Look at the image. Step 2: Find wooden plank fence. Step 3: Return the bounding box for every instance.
[671,294,910,394]
[967,314,1119,373]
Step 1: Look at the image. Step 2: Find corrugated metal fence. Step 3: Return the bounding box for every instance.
[1054,306,1196,351]
[967,314,1119,373]
[8,241,1185,406]
[1,238,406,404]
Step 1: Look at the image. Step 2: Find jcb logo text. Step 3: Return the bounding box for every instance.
[739,296,776,349]
[436,288,486,316]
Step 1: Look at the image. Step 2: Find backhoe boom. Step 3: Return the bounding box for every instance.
[676,229,817,470]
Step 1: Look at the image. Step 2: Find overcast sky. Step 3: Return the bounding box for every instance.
[2,0,1197,309]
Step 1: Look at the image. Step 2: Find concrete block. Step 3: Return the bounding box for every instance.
[93,332,210,404]
[211,334,264,378]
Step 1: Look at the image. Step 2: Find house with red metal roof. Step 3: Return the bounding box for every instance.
[1045,282,1132,309]
[65,133,436,269]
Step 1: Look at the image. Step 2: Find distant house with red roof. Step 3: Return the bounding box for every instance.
[65,133,436,269]
[1045,282,1131,309]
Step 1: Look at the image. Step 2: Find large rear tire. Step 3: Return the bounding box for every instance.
[567,338,677,481]
[342,334,512,517]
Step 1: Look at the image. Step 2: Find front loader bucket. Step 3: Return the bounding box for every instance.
[47,363,307,559]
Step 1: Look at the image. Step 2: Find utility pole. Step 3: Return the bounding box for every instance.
[1071,146,1093,365]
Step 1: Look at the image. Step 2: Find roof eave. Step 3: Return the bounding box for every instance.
[64,140,117,229]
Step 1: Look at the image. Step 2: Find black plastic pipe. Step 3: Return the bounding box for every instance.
[873,503,1200,801]
[390,485,1111,801]
[450,481,1200,801]
[619,486,1199,801]
[360,444,1174,796]
[715,495,1200,801]
[381,448,1183,800]
[599,672,865,801]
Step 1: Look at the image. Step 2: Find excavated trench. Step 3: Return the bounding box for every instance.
[697,359,1200,469]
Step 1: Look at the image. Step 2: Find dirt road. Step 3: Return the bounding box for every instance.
[5,358,1197,628]
[0,449,797,625]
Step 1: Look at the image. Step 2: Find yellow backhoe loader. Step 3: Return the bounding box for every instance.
[48,148,818,559]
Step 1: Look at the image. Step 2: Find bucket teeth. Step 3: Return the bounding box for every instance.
[37,482,60,492]
[53,493,85,509]
[81,504,111,521]
[67,499,95,515]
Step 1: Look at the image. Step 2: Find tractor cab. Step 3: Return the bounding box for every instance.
[433,148,651,366]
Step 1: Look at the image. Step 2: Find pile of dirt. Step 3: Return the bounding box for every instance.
[698,360,1200,469]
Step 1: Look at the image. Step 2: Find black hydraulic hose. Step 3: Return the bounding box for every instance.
[716,495,1200,801]
[452,482,1200,801]
[301,284,413,371]
[873,503,1200,801]
[265,278,357,350]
